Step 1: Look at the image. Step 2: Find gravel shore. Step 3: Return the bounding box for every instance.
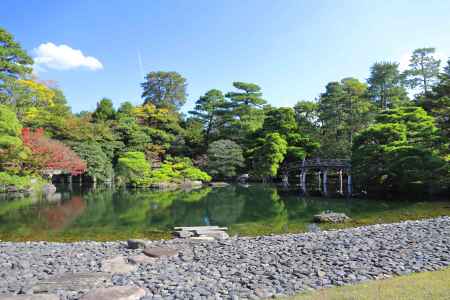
[1,217,449,299]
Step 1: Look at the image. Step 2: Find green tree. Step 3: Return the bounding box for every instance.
[114,115,149,155]
[133,103,183,160]
[367,62,409,110]
[141,71,187,110]
[117,101,134,118]
[0,27,33,80]
[293,100,320,136]
[206,139,244,179]
[352,107,447,194]
[403,48,441,95]
[1,79,56,119]
[225,82,267,139]
[181,117,205,157]
[259,107,319,173]
[376,106,438,148]
[250,133,287,181]
[422,59,450,155]
[0,104,28,173]
[317,78,373,158]
[92,98,115,122]
[444,58,450,77]
[189,89,227,145]
[72,141,113,182]
[262,107,297,137]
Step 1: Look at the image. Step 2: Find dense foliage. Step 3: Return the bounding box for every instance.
[0,27,448,196]
[206,139,244,178]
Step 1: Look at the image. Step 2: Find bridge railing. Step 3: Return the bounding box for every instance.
[286,158,351,171]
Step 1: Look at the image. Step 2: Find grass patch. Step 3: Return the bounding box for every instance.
[285,267,450,300]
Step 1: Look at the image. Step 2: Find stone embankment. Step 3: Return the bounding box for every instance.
[0,217,449,300]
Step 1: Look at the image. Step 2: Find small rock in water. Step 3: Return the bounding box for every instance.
[143,246,178,258]
[80,286,146,300]
[314,211,351,223]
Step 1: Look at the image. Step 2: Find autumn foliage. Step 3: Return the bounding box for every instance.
[22,128,86,175]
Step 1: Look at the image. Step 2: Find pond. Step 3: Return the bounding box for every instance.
[0,184,449,241]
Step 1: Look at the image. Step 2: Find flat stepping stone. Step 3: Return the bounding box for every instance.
[174,230,194,238]
[101,256,138,274]
[143,246,178,258]
[174,226,228,231]
[33,272,111,293]
[80,286,146,300]
[190,236,215,242]
[194,230,229,240]
[0,295,58,300]
[128,254,156,265]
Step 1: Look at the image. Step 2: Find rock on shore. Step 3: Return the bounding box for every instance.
[0,217,449,299]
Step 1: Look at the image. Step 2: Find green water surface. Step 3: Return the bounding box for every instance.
[0,184,449,241]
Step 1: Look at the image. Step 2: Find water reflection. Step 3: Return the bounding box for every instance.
[0,184,448,241]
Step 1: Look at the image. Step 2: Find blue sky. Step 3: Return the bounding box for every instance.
[2,0,450,113]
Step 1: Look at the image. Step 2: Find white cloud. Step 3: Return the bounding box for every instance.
[398,50,447,72]
[33,42,103,71]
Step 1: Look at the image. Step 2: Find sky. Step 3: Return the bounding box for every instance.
[1,0,450,113]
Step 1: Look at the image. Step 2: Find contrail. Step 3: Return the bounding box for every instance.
[137,48,144,79]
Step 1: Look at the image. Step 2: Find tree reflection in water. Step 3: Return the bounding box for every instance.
[0,184,449,241]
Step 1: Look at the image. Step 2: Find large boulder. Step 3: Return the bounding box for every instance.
[313,211,351,223]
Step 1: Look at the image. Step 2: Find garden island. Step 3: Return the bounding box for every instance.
[0,2,449,299]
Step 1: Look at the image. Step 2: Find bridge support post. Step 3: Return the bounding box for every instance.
[68,175,73,191]
[317,170,322,192]
[347,174,352,196]
[300,169,307,194]
[282,172,289,187]
[323,169,328,196]
[338,170,343,195]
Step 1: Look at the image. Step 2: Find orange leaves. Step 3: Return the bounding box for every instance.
[22,128,87,175]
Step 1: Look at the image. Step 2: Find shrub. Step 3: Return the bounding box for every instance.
[0,172,45,192]
[117,152,152,187]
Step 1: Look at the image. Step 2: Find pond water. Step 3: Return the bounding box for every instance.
[0,184,449,241]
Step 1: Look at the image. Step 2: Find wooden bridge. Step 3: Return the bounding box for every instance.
[282,158,352,196]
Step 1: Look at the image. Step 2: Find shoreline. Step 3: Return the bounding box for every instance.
[1,216,449,299]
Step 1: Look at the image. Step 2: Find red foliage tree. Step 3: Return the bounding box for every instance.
[22,128,87,175]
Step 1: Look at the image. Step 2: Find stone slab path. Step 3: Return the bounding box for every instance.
[0,217,449,299]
